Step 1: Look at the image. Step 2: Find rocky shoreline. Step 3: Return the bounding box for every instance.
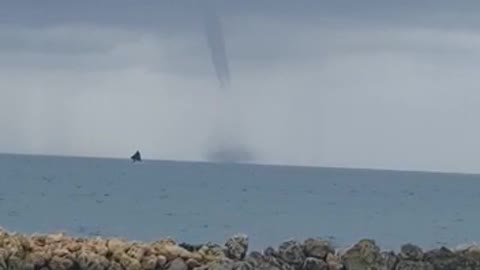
[0,229,479,270]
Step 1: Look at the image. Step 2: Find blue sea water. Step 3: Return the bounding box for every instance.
[0,153,479,251]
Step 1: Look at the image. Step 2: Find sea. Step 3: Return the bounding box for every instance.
[0,153,479,252]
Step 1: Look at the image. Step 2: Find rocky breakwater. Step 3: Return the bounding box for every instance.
[0,229,480,270]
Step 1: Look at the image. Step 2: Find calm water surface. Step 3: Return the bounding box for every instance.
[0,154,479,251]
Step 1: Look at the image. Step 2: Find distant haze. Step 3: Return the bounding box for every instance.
[1,1,480,173]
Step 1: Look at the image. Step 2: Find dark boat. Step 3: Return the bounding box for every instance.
[131,151,142,162]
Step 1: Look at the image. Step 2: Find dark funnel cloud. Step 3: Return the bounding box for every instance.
[203,2,230,90]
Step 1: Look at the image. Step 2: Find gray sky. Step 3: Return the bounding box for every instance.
[2,0,480,173]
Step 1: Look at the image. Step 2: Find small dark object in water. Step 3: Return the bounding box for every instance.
[131,151,142,162]
[179,242,203,252]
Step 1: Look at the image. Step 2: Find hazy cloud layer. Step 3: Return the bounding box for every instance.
[2,1,480,173]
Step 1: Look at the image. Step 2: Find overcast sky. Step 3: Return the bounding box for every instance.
[2,0,480,173]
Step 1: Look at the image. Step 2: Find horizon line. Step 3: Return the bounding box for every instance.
[0,151,478,177]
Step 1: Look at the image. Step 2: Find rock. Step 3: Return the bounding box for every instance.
[225,234,249,260]
[0,231,8,247]
[107,261,123,270]
[326,253,343,270]
[6,256,34,270]
[245,252,292,270]
[232,261,254,270]
[424,247,480,270]
[194,259,235,270]
[115,253,141,270]
[65,242,82,253]
[302,257,328,270]
[47,233,66,243]
[48,255,75,270]
[423,247,456,270]
[394,261,433,270]
[107,239,129,255]
[399,244,423,261]
[382,251,398,270]
[126,244,146,260]
[13,234,31,252]
[244,252,262,264]
[157,255,167,268]
[141,255,158,270]
[53,248,75,260]
[3,237,25,259]
[76,251,110,270]
[187,258,202,269]
[264,247,278,257]
[152,240,200,261]
[30,236,47,248]
[88,239,109,256]
[341,239,387,270]
[9,230,480,270]
[25,252,48,268]
[462,245,480,259]
[22,263,35,270]
[303,238,335,260]
[197,243,226,262]
[168,258,188,270]
[18,261,35,270]
[278,240,306,265]
[77,251,93,270]
[0,249,8,270]
[452,246,480,270]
